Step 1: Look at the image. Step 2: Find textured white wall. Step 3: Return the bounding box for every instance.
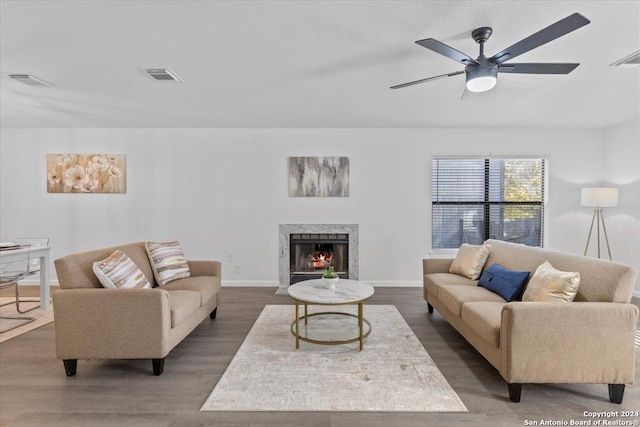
[0,127,603,286]
[602,119,640,293]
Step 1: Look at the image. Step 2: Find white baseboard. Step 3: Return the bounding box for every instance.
[17,279,422,288]
[363,281,422,287]
[16,279,59,286]
[20,279,282,288]
[223,281,422,287]
[222,281,280,287]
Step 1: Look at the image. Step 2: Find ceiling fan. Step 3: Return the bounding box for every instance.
[391,13,590,93]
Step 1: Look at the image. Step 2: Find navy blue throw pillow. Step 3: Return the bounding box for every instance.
[478,263,530,302]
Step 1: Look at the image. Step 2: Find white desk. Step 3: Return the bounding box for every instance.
[0,246,51,310]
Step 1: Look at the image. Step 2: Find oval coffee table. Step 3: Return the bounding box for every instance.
[287,279,374,351]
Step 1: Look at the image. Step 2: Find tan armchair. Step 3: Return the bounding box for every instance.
[53,242,221,376]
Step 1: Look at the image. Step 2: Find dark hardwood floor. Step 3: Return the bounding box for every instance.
[1,287,638,426]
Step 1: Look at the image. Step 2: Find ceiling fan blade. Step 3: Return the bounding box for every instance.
[390,70,464,89]
[489,13,590,64]
[415,39,479,66]
[498,63,580,74]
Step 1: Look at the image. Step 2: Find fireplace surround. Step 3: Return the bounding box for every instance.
[279,224,359,287]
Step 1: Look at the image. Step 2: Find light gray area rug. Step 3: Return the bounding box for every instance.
[201,304,467,412]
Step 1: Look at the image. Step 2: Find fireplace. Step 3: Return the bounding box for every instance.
[279,224,359,287]
[289,233,348,284]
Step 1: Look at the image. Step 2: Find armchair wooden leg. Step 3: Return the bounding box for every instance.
[152,358,165,376]
[608,384,625,404]
[209,307,217,319]
[63,359,77,377]
[508,383,522,402]
[427,303,433,314]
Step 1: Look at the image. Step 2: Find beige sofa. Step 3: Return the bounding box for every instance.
[423,239,638,403]
[53,242,221,376]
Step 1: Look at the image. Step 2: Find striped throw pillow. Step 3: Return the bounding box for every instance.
[145,241,191,286]
[93,250,151,289]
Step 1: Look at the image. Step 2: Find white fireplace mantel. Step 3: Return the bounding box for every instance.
[279,224,359,287]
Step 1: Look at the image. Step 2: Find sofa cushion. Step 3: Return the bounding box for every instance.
[483,239,637,303]
[424,273,477,298]
[92,250,151,289]
[167,290,201,328]
[449,243,491,280]
[161,276,219,306]
[438,285,506,317]
[522,261,580,302]
[478,263,530,302]
[55,242,155,289]
[145,241,191,286]
[461,302,505,348]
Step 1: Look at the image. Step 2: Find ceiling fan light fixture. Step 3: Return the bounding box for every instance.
[392,13,589,94]
[466,67,498,92]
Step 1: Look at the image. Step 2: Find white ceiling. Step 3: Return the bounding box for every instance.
[1,0,638,129]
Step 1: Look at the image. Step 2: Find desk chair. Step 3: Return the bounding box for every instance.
[0,245,35,333]
[0,238,49,316]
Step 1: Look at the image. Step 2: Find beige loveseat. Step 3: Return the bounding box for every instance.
[53,242,221,376]
[423,239,638,403]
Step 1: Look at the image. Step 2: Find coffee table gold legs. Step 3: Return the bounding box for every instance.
[295,301,300,349]
[290,302,371,350]
[358,302,363,351]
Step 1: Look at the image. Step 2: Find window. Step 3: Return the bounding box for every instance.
[432,156,546,250]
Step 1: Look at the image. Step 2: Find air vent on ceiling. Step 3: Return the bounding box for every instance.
[9,74,52,87]
[610,50,640,67]
[143,68,183,82]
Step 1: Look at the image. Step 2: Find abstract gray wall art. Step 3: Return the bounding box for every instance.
[288,157,349,197]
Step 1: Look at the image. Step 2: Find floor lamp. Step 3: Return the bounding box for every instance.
[581,187,618,260]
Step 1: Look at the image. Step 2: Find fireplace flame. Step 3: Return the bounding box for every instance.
[307,252,333,269]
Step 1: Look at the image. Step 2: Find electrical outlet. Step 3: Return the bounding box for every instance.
[226,253,233,263]
[234,264,240,273]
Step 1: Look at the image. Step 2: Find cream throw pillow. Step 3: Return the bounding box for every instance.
[93,250,151,289]
[522,261,580,302]
[145,241,191,286]
[449,243,491,280]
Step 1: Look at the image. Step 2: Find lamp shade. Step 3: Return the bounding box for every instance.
[580,187,619,207]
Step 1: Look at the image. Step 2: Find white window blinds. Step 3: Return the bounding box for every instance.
[432,157,546,249]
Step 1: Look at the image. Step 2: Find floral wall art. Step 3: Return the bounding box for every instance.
[289,156,349,197]
[47,154,126,193]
